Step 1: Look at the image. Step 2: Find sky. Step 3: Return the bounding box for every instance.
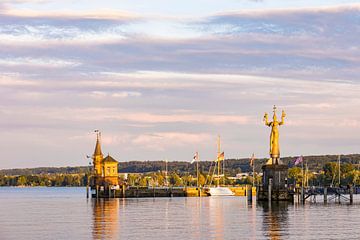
[1,0,360,169]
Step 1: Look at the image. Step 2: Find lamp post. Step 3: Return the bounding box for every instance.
[86,155,93,198]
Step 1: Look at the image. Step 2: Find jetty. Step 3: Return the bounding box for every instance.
[293,186,360,204]
[90,185,257,198]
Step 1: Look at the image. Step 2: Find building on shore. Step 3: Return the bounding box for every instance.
[91,131,119,191]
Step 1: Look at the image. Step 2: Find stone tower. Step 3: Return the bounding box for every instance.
[93,131,103,177]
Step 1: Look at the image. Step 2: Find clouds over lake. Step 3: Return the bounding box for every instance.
[1,1,359,168]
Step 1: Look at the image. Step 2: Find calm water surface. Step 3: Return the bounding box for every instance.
[0,187,359,239]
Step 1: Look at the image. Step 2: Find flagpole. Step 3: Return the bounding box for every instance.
[301,155,304,203]
[252,153,255,187]
[252,158,255,187]
[217,135,220,187]
[338,155,341,187]
[197,152,199,189]
[165,158,168,187]
[223,151,225,186]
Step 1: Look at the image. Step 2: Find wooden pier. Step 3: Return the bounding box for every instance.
[294,186,359,204]
[89,185,257,198]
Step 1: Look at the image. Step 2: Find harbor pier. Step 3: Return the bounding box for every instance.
[295,186,359,204]
[90,185,257,198]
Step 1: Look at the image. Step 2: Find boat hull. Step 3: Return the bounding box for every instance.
[208,187,235,196]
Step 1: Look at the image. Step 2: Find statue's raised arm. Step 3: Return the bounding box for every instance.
[279,110,286,125]
[263,113,271,126]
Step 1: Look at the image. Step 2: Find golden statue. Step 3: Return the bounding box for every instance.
[263,105,286,165]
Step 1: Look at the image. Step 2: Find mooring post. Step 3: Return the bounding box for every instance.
[350,186,353,205]
[86,184,89,199]
[122,185,126,198]
[297,188,300,203]
[301,186,304,204]
[96,185,99,199]
[268,179,272,202]
[324,187,327,204]
[247,185,253,203]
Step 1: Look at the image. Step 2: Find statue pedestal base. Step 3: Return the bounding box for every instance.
[257,164,293,201]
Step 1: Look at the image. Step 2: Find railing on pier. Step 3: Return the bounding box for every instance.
[294,186,358,204]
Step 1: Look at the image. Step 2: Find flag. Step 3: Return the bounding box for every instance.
[294,156,303,165]
[217,152,225,161]
[191,152,199,164]
[250,153,255,166]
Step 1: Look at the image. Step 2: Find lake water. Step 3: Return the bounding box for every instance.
[0,187,360,239]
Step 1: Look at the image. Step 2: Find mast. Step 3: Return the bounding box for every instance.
[196,152,199,189]
[217,135,220,187]
[165,158,168,187]
[252,153,255,187]
[338,155,341,187]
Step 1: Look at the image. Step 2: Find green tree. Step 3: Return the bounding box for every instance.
[139,176,148,186]
[288,167,302,184]
[17,176,27,186]
[198,173,206,187]
[170,173,183,186]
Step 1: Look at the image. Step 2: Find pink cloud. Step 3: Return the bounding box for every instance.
[132,132,212,151]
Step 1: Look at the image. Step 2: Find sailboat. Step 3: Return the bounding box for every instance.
[208,136,234,196]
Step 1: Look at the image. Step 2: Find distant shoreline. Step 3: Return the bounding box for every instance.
[1,153,359,175]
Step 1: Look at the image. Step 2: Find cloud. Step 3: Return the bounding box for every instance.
[0,9,140,43]
[1,5,360,82]
[1,2,360,167]
[0,106,250,125]
[131,132,212,151]
[198,4,360,36]
[84,91,142,99]
[0,57,81,68]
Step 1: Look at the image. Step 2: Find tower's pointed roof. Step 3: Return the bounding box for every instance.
[103,154,118,163]
[94,131,103,156]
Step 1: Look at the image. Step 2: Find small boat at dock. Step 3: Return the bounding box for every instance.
[208,186,234,196]
[206,136,234,196]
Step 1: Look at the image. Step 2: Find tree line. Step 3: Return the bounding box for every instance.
[0,154,359,187]
[1,154,359,176]
[0,174,88,187]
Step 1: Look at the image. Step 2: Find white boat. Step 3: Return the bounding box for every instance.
[206,136,234,196]
[209,186,234,196]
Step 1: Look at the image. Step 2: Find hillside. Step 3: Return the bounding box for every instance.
[1,154,359,176]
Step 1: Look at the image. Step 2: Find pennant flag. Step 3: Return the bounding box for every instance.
[294,156,303,165]
[191,152,199,164]
[250,153,255,166]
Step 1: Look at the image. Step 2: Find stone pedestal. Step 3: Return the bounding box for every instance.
[257,164,293,201]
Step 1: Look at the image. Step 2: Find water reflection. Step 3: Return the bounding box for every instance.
[92,199,119,240]
[209,197,225,240]
[258,201,290,240]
